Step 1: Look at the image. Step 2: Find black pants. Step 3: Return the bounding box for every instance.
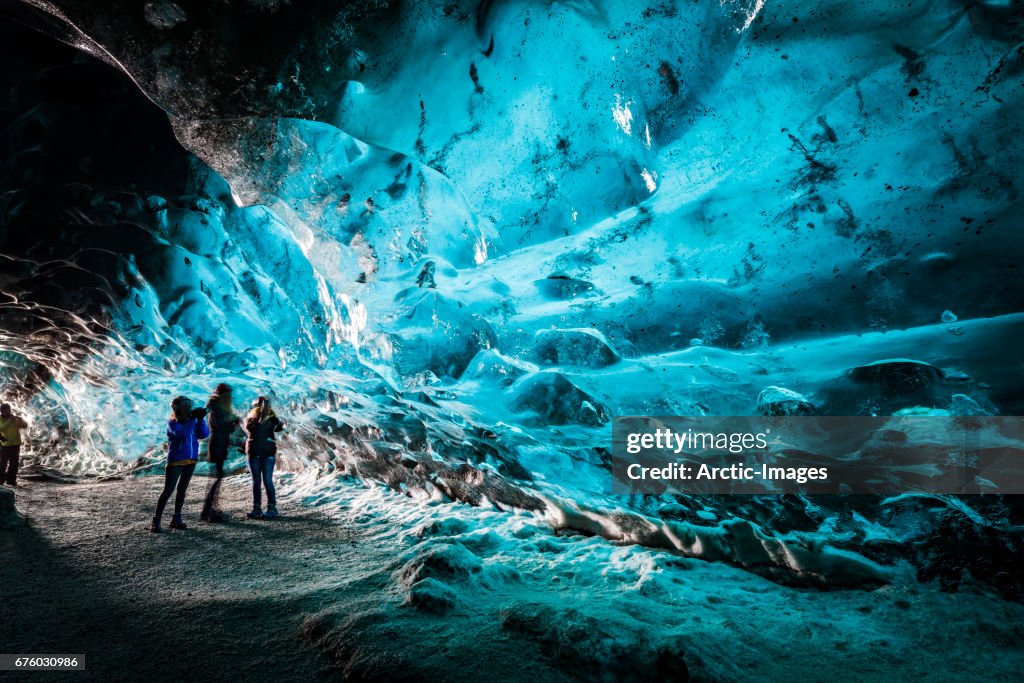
[154,463,195,521]
[201,460,225,517]
[0,445,20,485]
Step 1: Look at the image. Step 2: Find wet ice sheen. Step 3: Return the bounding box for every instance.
[1,0,1022,627]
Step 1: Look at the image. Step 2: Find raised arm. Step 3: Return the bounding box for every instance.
[195,417,210,440]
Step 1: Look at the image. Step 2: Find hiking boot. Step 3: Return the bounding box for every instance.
[169,516,187,530]
[246,510,264,520]
[150,518,161,533]
[202,510,228,523]
[263,508,279,519]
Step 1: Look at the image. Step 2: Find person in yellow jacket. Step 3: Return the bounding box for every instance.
[0,403,28,486]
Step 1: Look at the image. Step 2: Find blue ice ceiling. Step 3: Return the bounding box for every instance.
[1,0,1022,589]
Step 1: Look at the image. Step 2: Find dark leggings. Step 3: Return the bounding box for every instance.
[201,460,225,517]
[154,463,195,521]
[0,445,19,485]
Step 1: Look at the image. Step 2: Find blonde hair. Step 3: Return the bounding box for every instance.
[247,397,275,421]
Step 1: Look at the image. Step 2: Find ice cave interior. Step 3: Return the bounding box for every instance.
[1,1,1023,680]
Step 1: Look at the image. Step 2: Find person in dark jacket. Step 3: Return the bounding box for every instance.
[244,396,283,520]
[200,383,239,523]
[151,395,209,533]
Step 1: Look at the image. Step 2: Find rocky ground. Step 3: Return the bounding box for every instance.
[0,477,349,681]
[3,473,1024,683]
[0,474,580,682]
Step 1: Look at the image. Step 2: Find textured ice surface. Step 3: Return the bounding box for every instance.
[1,0,1023,601]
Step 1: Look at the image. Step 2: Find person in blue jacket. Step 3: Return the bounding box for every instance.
[151,395,209,533]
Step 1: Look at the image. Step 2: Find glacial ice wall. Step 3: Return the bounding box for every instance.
[1,0,1023,590]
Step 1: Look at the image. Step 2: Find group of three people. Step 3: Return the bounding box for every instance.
[151,383,284,533]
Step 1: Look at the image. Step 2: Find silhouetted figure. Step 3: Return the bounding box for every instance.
[201,383,239,523]
[151,396,209,533]
[0,403,28,486]
[244,396,283,520]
